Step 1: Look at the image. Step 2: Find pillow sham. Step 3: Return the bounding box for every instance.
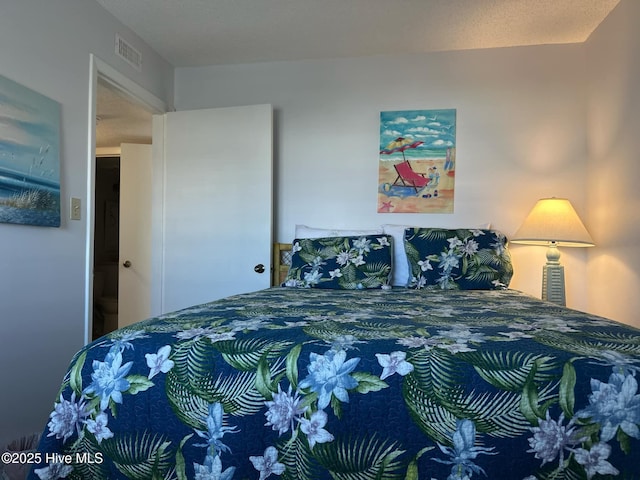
[404,227,512,290]
[283,235,392,289]
[295,224,384,239]
[382,223,491,287]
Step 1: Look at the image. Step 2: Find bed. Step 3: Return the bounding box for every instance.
[28,227,640,480]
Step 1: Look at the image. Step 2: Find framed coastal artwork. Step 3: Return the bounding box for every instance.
[378,109,456,213]
[0,74,61,227]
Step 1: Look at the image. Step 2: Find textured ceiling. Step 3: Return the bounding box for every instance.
[95,0,620,148]
[95,0,620,67]
[96,79,152,149]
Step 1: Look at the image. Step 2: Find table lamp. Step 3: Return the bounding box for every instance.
[510,197,594,306]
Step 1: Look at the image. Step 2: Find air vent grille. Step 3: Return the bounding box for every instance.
[115,34,142,71]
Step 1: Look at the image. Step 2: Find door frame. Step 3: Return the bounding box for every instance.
[85,54,166,344]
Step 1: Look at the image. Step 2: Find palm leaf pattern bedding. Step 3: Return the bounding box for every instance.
[29,288,640,480]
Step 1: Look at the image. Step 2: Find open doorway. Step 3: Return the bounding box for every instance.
[89,57,165,342]
[93,75,152,339]
[92,155,120,338]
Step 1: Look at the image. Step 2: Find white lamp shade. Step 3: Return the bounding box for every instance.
[511,198,595,247]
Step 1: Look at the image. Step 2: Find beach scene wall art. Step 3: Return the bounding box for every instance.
[0,74,61,227]
[378,109,456,213]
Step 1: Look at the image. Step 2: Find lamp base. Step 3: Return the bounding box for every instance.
[542,263,566,306]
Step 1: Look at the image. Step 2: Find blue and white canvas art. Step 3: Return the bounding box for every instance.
[0,74,61,227]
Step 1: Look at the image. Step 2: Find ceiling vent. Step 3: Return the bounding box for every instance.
[115,34,142,72]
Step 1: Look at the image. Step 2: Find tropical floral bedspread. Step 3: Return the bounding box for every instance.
[29,288,640,480]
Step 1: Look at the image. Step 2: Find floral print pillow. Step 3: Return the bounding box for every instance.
[405,228,513,290]
[283,235,393,289]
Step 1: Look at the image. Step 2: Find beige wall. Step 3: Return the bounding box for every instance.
[586,0,640,328]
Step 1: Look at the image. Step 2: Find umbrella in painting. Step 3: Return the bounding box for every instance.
[380,137,430,195]
[379,136,423,161]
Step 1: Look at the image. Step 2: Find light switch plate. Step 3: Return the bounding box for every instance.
[70,197,81,220]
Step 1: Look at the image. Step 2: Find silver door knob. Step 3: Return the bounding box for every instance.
[254,264,265,274]
[123,260,132,268]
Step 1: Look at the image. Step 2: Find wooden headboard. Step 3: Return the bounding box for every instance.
[272,242,292,286]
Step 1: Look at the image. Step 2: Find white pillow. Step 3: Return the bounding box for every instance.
[295,224,384,239]
[381,225,413,287]
[382,223,491,287]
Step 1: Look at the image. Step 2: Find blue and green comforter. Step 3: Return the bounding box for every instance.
[30,288,640,479]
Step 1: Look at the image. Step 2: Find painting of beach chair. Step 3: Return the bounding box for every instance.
[392,160,430,194]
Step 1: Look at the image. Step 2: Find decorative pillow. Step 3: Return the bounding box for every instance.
[284,235,393,289]
[295,224,384,239]
[404,228,512,290]
[382,223,491,287]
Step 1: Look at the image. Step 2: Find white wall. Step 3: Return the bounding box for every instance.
[175,44,591,310]
[0,0,173,447]
[586,0,640,328]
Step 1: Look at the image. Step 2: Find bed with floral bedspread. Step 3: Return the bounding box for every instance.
[29,286,640,480]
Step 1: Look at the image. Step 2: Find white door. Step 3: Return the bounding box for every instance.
[155,104,273,314]
[118,143,152,328]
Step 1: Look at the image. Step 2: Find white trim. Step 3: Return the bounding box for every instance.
[85,54,167,345]
[151,115,166,316]
[86,56,98,345]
